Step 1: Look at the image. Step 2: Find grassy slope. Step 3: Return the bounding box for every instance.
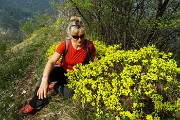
[0,21,96,120]
[0,27,54,119]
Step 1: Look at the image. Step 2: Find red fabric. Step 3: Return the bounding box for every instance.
[56,38,96,70]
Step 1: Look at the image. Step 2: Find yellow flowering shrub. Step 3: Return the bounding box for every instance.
[67,45,180,119]
[46,40,180,119]
[46,42,60,60]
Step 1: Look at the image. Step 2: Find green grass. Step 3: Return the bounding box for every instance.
[0,25,62,119]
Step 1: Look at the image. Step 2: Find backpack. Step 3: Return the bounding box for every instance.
[61,39,91,64]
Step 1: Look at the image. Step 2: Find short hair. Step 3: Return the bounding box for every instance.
[70,25,85,36]
[67,16,85,36]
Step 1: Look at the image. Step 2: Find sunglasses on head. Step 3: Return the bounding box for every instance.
[72,34,84,39]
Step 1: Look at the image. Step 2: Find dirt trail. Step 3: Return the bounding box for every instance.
[13,35,50,120]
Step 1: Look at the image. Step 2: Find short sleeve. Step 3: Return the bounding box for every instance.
[89,41,96,55]
[56,41,66,55]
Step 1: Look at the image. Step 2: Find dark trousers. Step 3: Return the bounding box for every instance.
[29,65,67,108]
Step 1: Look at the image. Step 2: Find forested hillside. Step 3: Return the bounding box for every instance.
[0,0,52,42]
[0,0,180,120]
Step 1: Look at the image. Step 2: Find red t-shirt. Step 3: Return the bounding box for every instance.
[56,38,96,70]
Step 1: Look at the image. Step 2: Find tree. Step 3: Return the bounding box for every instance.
[56,0,180,62]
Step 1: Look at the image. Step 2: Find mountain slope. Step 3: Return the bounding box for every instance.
[0,0,52,42]
[0,21,66,119]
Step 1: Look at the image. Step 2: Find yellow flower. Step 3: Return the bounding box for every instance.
[146,115,153,120]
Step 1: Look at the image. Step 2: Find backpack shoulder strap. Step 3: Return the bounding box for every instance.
[60,39,69,65]
[85,39,90,58]
[84,39,92,64]
[64,39,70,55]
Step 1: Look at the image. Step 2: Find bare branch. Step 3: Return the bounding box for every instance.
[69,0,90,28]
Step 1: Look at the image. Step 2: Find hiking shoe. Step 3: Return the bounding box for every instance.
[48,82,57,90]
[19,103,35,115]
